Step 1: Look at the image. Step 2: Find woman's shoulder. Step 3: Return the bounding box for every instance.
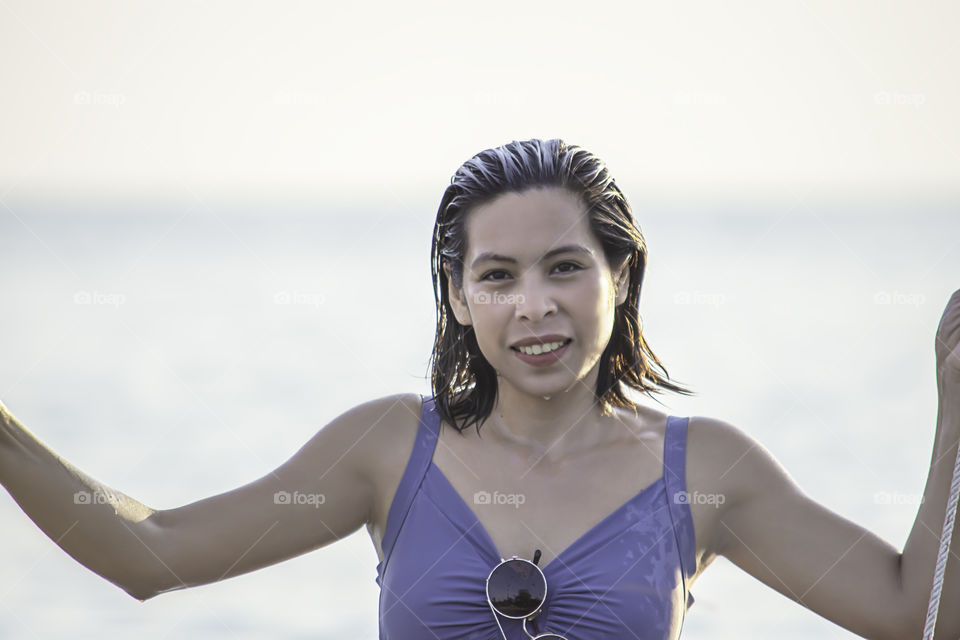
[585,402,762,468]
[297,393,423,490]
[341,392,424,455]
[682,414,789,564]
[685,414,773,493]
[340,392,425,489]
[687,414,804,517]
[685,414,770,500]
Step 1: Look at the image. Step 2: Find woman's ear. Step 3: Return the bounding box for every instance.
[443,260,473,326]
[614,256,631,306]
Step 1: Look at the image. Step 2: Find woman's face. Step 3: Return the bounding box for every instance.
[445,186,630,400]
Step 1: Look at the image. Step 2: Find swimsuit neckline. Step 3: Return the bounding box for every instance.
[427,461,666,572]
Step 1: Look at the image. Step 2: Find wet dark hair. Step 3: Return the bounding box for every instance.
[428,138,694,436]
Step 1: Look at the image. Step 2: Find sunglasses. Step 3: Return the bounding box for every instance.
[485,549,569,640]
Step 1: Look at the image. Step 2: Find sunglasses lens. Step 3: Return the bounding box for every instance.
[487,559,546,618]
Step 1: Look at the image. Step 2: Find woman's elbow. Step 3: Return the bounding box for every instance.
[123,584,157,603]
[120,574,189,602]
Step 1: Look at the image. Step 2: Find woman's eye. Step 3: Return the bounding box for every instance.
[480,270,510,282]
[554,262,582,274]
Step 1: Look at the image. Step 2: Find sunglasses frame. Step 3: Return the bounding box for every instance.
[485,554,569,640]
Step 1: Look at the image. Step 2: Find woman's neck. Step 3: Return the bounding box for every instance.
[487,379,613,464]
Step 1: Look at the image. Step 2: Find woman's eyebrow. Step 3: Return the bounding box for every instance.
[470,244,593,269]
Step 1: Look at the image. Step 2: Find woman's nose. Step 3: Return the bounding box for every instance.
[514,279,557,321]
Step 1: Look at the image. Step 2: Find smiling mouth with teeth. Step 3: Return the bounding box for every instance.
[512,339,572,356]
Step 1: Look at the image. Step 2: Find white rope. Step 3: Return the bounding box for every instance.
[923,435,960,640]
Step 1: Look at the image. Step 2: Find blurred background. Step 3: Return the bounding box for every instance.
[1,1,958,638]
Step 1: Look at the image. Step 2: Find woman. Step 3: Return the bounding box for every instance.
[1,138,958,639]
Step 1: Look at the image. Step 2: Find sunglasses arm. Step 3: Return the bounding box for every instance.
[489,598,510,640]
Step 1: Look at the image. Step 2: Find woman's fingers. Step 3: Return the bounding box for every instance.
[935,288,960,382]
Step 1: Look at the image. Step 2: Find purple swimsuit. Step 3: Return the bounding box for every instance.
[376,395,696,639]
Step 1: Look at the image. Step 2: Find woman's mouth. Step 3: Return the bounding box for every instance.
[511,338,572,365]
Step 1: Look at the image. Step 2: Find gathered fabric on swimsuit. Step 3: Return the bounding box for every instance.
[376,395,697,639]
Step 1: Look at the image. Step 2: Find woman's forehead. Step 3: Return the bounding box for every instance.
[463,188,598,262]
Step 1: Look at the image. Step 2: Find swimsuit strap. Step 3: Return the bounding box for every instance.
[377,394,441,581]
[663,415,697,607]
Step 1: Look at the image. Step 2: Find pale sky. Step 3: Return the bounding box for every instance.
[1,0,958,209]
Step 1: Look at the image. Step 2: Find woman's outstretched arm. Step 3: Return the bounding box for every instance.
[0,393,413,601]
[692,289,960,640]
[900,288,960,636]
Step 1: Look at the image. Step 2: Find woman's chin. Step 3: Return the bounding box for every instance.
[499,377,584,401]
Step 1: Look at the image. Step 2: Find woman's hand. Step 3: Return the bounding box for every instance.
[0,396,12,428]
[0,398,9,466]
[0,397,29,470]
[935,288,960,390]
